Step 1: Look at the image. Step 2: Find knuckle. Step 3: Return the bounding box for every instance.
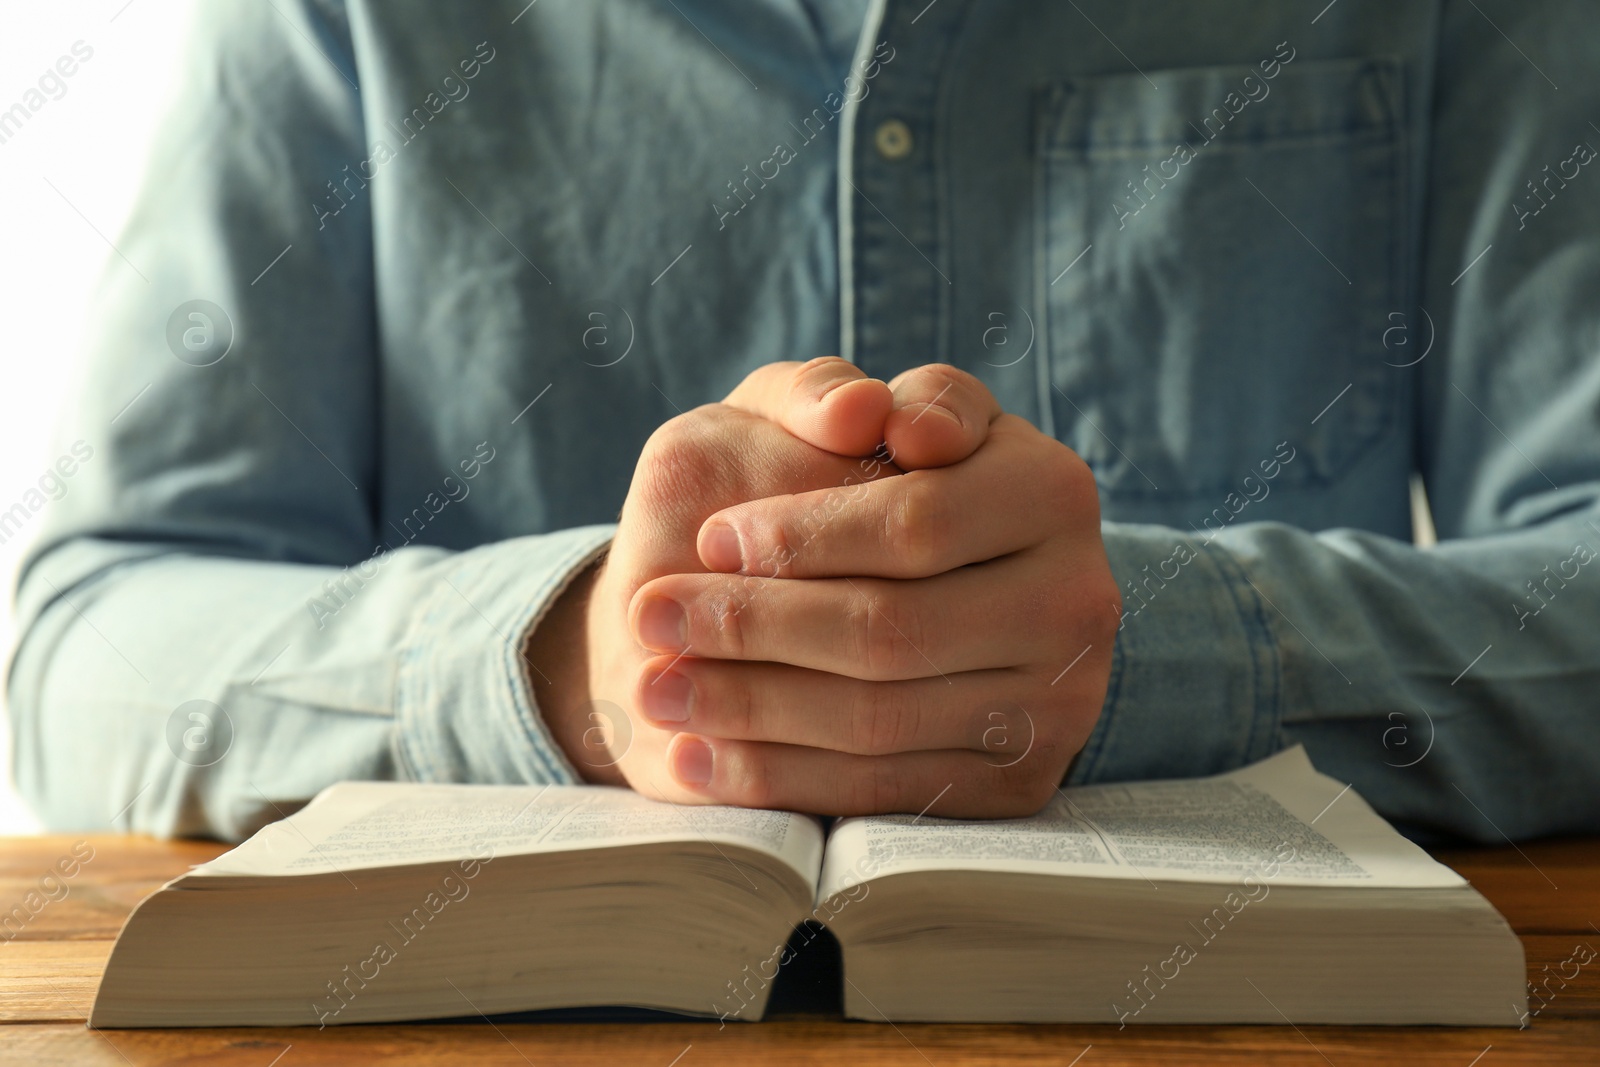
[637,411,722,503]
[1055,443,1101,506]
[1090,572,1124,635]
[911,362,978,394]
[846,593,878,674]
[851,757,900,814]
[910,363,995,421]
[704,666,756,740]
[886,474,946,574]
[1018,783,1056,817]
[644,410,708,462]
[1052,553,1122,643]
[738,363,782,394]
[873,759,904,813]
[731,362,798,409]
[1037,578,1078,636]
[1035,443,1082,504]
[860,682,919,756]
[998,766,1056,817]
[758,515,802,578]
[732,749,776,810]
[797,355,853,388]
[720,742,774,809]
[707,588,750,659]
[853,590,920,679]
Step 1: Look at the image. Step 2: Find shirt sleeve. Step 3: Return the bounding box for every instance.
[5,0,611,841]
[1070,0,1600,843]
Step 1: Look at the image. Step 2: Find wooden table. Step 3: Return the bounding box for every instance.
[2,835,1597,1066]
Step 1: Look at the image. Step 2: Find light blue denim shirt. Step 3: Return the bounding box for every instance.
[10,0,1600,842]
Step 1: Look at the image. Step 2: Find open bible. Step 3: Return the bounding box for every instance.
[90,747,1525,1028]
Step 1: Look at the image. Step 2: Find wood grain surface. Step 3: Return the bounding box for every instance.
[1,834,1595,1066]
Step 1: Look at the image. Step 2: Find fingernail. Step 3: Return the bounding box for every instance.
[701,522,743,573]
[909,401,962,426]
[672,736,714,787]
[640,668,694,723]
[637,596,686,650]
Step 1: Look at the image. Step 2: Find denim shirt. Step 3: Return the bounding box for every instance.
[10,0,1600,842]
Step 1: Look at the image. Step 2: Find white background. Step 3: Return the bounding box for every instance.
[0,1,192,833]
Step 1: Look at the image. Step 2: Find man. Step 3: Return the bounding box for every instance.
[9,0,1599,841]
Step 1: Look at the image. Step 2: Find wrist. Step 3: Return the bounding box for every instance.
[523,557,624,785]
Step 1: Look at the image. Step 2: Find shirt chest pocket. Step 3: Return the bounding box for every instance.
[1034,54,1405,502]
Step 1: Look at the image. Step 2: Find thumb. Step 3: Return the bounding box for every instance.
[882,365,1002,468]
[722,357,893,458]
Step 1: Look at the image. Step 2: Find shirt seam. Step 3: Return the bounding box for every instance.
[1197,536,1285,761]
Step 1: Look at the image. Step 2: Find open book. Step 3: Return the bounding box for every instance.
[90,747,1525,1027]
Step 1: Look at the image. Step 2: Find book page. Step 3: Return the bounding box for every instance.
[819,747,1464,899]
[189,782,824,888]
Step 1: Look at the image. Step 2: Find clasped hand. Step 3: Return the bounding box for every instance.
[533,358,1120,818]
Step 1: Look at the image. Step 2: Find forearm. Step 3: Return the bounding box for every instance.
[9,527,613,840]
[1076,511,1600,841]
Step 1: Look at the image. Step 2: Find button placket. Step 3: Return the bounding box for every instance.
[840,0,971,381]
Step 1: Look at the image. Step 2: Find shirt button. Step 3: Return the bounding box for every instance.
[874,119,914,160]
